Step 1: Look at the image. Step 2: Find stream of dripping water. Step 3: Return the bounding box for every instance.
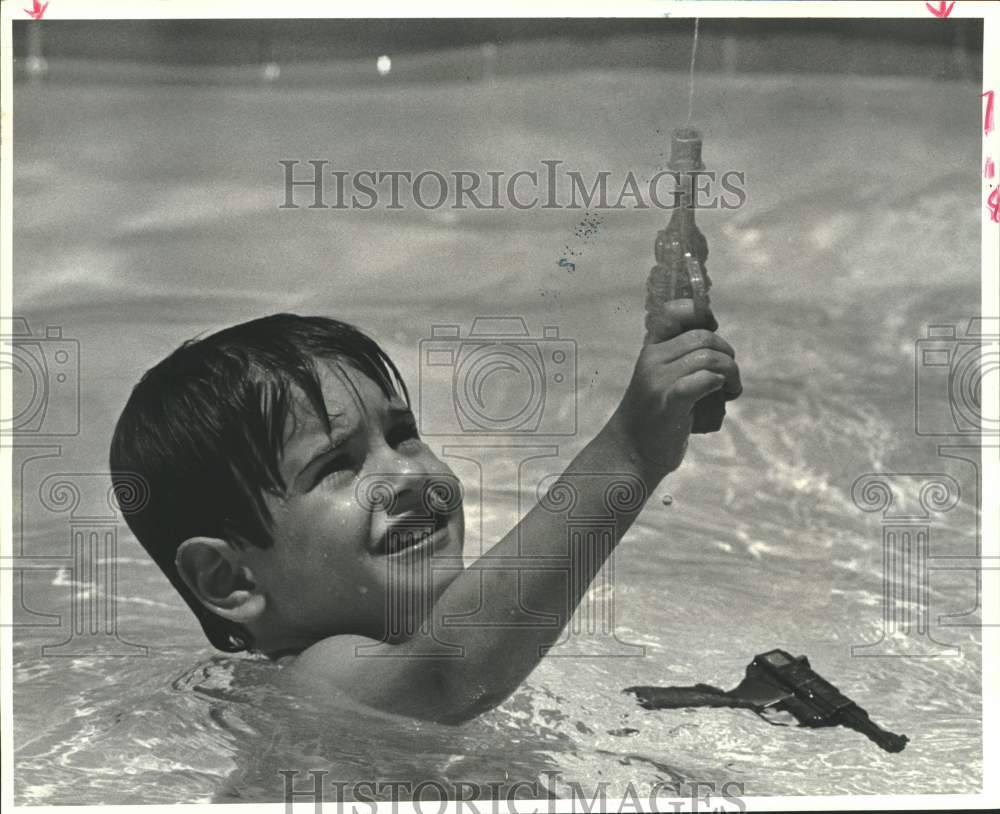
[687,18,700,124]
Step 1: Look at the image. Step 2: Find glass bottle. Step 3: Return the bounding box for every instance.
[644,127,725,434]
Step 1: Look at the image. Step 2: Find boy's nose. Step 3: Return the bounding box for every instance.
[357,466,462,517]
[391,471,462,517]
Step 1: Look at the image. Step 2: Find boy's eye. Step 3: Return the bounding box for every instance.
[315,455,354,485]
[387,421,421,449]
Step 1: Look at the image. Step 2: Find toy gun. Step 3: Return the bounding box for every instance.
[644,127,725,434]
[624,649,909,754]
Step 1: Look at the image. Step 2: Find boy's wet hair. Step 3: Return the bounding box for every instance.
[109,313,409,652]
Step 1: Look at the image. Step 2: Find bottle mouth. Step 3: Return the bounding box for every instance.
[668,127,705,172]
[672,127,702,141]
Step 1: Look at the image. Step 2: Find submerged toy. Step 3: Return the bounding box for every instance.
[624,649,909,754]
[644,127,725,434]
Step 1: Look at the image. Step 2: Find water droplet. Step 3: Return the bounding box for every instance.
[661,494,674,506]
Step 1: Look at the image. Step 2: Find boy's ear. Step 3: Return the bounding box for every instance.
[175,537,266,625]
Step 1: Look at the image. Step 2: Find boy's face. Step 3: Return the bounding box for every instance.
[248,359,465,648]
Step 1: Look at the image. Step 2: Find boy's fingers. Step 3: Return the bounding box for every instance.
[723,378,743,401]
[669,349,742,397]
[651,330,735,363]
[645,299,718,342]
[671,370,727,407]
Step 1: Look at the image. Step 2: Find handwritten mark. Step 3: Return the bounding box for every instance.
[558,258,576,273]
[23,0,48,19]
[984,91,997,223]
[925,0,955,17]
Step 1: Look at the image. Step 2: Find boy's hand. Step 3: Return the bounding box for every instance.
[614,299,741,481]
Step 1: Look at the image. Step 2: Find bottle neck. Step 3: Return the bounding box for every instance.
[666,172,697,238]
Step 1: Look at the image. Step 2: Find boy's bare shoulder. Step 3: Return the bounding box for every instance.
[283,635,439,703]
[285,634,391,680]
[280,635,438,722]
[280,634,464,723]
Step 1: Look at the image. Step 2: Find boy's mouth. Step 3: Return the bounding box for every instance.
[373,510,452,558]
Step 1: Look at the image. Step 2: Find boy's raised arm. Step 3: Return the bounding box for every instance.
[291,300,740,723]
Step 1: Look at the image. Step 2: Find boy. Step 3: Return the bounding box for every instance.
[110,301,740,724]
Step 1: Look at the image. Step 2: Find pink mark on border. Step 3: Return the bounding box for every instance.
[987,157,996,180]
[23,0,48,19]
[925,1,955,18]
[988,187,1000,224]
[984,91,996,136]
